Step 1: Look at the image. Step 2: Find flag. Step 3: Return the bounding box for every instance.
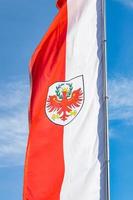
[23,0,107,199]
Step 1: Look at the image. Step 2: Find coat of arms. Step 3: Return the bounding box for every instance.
[45,75,84,126]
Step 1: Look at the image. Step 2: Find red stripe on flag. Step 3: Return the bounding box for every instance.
[56,0,67,9]
[23,4,68,200]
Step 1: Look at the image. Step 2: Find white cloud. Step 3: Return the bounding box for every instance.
[0,81,28,109]
[114,0,133,8]
[0,80,29,166]
[109,128,120,139]
[108,77,133,121]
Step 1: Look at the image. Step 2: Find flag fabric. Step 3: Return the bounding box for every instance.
[23,0,107,199]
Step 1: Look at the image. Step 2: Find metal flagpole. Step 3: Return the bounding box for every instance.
[101,0,110,199]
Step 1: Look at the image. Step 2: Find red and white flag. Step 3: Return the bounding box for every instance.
[23,0,107,199]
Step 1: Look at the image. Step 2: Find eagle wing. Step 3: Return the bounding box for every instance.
[67,88,83,108]
[47,95,62,112]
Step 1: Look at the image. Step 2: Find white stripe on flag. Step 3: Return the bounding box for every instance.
[60,0,106,199]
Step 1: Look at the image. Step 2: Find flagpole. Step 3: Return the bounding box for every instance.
[102,0,110,199]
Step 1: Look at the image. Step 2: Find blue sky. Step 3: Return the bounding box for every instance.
[0,0,133,199]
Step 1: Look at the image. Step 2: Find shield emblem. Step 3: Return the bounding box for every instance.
[45,75,84,126]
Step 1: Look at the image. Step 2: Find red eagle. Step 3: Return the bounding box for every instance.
[47,88,83,121]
